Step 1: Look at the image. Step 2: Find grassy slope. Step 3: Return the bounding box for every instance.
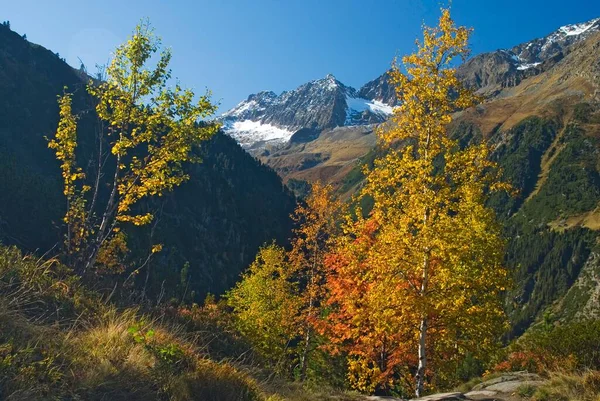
[0,243,369,401]
[0,245,267,401]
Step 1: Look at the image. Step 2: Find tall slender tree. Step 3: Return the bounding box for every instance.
[49,21,219,274]
[227,182,340,379]
[323,9,510,396]
[289,182,340,381]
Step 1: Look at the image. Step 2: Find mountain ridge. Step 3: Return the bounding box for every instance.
[221,16,600,150]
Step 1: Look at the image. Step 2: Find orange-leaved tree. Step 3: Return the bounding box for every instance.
[322,9,509,396]
[226,182,340,379]
[48,21,219,275]
[288,182,340,381]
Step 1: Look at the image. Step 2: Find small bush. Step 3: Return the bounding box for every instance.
[494,351,545,373]
[496,320,600,374]
[518,383,538,398]
[532,387,553,401]
[454,377,482,392]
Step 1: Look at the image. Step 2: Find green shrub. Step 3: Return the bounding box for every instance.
[518,383,538,398]
[517,320,600,371]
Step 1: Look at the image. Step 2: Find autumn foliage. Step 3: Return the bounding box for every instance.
[227,182,340,378]
[48,21,219,275]
[320,9,510,396]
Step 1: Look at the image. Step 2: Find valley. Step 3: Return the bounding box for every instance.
[0,7,599,401]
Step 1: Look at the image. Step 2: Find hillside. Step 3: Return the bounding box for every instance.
[1,9,599,399]
[0,23,296,301]
[222,19,600,335]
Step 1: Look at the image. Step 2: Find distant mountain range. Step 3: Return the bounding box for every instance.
[221,17,600,150]
[220,74,393,149]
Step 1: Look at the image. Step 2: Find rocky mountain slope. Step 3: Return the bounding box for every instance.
[221,74,393,149]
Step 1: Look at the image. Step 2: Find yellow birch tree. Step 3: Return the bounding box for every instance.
[288,182,340,381]
[323,9,509,396]
[48,21,219,274]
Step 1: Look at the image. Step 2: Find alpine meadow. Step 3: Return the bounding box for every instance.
[1,2,600,401]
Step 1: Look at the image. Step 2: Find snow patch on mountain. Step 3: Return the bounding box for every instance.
[223,120,294,146]
[539,17,600,52]
[345,96,394,125]
[517,62,541,70]
[559,18,600,36]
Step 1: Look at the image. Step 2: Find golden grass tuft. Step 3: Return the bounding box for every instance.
[0,245,266,401]
[531,371,600,401]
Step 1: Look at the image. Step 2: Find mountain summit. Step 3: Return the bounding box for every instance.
[221,74,394,149]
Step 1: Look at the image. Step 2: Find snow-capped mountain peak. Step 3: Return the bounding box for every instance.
[221,91,278,120]
[456,16,600,95]
[558,17,600,37]
[220,73,394,150]
[510,16,600,67]
[321,73,340,90]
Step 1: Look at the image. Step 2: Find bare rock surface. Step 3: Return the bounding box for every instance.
[463,390,498,398]
[485,380,543,393]
[472,372,544,393]
[361,371,550,401]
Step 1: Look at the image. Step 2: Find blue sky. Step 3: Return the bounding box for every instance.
[3,0,600,112]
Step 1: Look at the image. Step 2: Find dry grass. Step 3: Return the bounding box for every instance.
[549,208,600,232]
[525,113,571,203]
[0,245,265,401]
[530,371,600,401]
